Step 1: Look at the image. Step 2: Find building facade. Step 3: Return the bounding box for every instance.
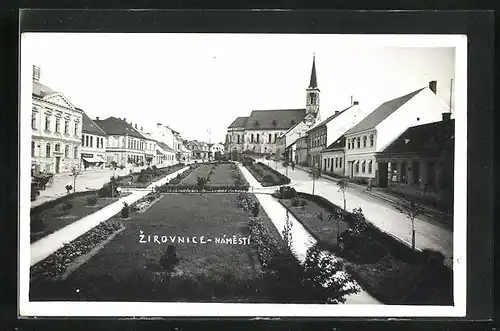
[210,143,225,159]
[295,136,309,165]
[80,112,107,170]
[320,136,346,176]
[31,66,83,175]
[344,82,451,183]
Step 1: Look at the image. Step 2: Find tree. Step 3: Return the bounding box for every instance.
[308,168,321,195]
[70,165,82,194]
[394,197,424,250]
[328,208,346,245]
[282,160,290,177]
[337,179,348,211]
[196,176,208,195]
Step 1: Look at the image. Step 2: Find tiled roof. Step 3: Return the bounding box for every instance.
[245,109,306,130]
[323,135,346,151]
[378,119,454,156]
[32,81,57,97]
[308,105,353,133]
[228,116,249,128]
[157,141,174,152]
[81,111,107,136]
[346,88,425,135]
[93,117,145,139]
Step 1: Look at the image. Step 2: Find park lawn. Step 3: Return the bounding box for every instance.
[209,164,246,186]
[245,162,287,187]
[116,164,186,188]
[30,194,121,243]
[30,193,279,302]
[179,164,212,185]
[279,197,350,248]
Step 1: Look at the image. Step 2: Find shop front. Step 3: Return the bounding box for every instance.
[81,153,106,170]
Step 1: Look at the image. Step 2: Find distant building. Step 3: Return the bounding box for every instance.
[375,114,454,193]
[185,140,210,159]
[94,117,149,167]
[31,65,83,175]
[343,81,451,183]
[210,143,225,159]
[227,56,321,158]
[155,141,176,166]
[320,135,346,176]
[80,112,107,170]
[295,136,309,165]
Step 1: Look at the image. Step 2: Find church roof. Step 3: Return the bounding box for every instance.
[309,55,318,89]
[93,117,145,139]
[81,111,107,136]
[245,109,306,130]
[228,116,249,128]
[346,88,425,135]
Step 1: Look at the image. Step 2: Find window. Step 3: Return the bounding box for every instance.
[251,134,254,142]
[46,143,51,157]
[357,137,361,148]
[355,162,359,173]
[74,146,78,159]
[55,143,60,152]
[256,134,260,142]
[64,120,69,134]
[327,158,330,168]
[31,114,36,129]
[363,136,367,147]
[370,134,374,147]
[82,135,85,145]
[90,136,94,148]
[96,137,99,148]
[275,133,278,142]
[347,140,350,149]
[85,136,89,147]
[65,145,69,158]
[31,141,35,157]
[335,158,338,168]
[45,116,51,131]
[362,161,366,173]
[74,123,78,135]
[269,133,272,143]
[368,160,372,173]
[237,135,240,144]
[55,118,60,133]
[339,157,342,167]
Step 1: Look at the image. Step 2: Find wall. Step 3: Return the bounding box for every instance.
[244,129,284,154]
[321,150,346,176]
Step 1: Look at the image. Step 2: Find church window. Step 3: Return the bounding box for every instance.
[363,136,367,147]
[362,161,366,173]
[256,134,260,142]
[269,133,272,143]
[368,160,373,173]
[357,137,360,148]
[251,134,254,142]
[370,134,374,147]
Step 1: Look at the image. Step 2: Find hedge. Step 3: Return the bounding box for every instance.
[31,190,98,214]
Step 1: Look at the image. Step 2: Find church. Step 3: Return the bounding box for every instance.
[225,56,321,157]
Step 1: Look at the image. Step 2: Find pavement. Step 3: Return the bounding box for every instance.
[238,163,381,304]
[30,166,190,266]
[261,159,453,268]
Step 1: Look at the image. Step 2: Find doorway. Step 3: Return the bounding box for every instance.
[55,157,61,173]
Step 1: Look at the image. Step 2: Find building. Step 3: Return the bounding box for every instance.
[31,65,83,175]
[80,111,107,170]
[227,56,321,158]
[343,81,451,183]
[94,117,149,167]
[375,114,454,195]
[210,143,225,159]
[152,123,189,162]
[306,101,367,168]
[295,136,309,165]
[320,135,346,176]
[156,141,176,166]
[185,140,210,159]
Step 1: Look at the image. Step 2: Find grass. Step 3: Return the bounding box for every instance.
[30,194,120,243]
[279,194,453,305]
[179,165,212,185]
[209,164,242,186]
[245,162,289,187]
[29,194,281,302]
[115,164,186,188]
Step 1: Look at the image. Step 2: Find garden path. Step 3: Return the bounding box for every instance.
[30,166,190,266]
[237,162,381,305]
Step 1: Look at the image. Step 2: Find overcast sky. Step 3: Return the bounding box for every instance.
[23,33,456,143]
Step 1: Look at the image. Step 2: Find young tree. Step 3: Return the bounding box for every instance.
[394,197,424,250]
[70,165,82,193]
[196,176,208,195]
[282,160,290,177]
[308,168,321,195]
[337,179,348,211]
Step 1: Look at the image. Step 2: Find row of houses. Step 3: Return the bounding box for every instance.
[31,65,192,175]
[184,140,225,160]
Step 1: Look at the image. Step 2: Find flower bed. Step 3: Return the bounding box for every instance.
[30,219,124,281]
[244,162,290,187]
[110,164,186,188]
[130,191,162,213]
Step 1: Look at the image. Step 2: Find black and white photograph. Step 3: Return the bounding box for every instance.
[19,32,467,317]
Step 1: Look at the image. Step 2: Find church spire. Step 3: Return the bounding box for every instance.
[308,54,318,89]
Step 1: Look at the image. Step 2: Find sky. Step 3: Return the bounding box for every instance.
[22,33,456,143]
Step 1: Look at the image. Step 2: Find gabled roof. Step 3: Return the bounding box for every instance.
[378,119,454,156]
[308,105,353,133]
[157,141,175,153]
[245,109,306,130]
[81,111,107,136]
[228,116,249,129]
[32,81,57,98]
[346,88,425,135]
[93,117,145,139]
[322,135,346,152]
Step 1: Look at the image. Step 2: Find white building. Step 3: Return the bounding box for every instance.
[210,143,225,159]
[31,65,83,175]
[80,111,107,170]
[343,81,451,183]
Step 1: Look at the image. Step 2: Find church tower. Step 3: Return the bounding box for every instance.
[305,55,320,124]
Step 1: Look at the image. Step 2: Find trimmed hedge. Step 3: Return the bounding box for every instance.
[31,190,98,214]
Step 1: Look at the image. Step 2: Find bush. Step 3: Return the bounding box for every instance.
[159,245,180,272]
[60,200,73,215]
[252,202,260,217]
[138,172,152,183]
[279,186,297,199]
[262,174,274,183]
[86,194,99,206]
[65,184,73,194]
[121,202,130,218]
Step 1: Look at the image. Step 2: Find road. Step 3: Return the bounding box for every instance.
[262,159,453,268]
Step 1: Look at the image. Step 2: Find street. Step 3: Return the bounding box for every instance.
[263,159,453,268]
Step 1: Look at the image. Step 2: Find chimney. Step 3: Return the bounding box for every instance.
[334,111,340,115]
[95,116,99,120]
[429,80,437,94]
[157,123,162,127]
[135,124,138,129]
[32,65,40,82]
[123,118,127,122]
[350,95,353,105]
[353,101,359,105]
[442,112,451,121]
[141,126,143,131]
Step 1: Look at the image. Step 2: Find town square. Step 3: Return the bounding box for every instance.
[24,33,456,308]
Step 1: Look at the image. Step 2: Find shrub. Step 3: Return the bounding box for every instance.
[252,202,260,217]
[262,174,274,183]
[160,245,180,273]
[291,198,300,207]
[98,184,113,198]
[279,186,297,199]
[138,172,152,183]
[86,194,99,206]
[60,200,73,215]
[65,184,73,194]
[121,202,130,218]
